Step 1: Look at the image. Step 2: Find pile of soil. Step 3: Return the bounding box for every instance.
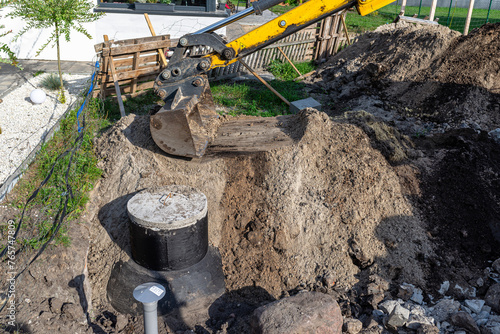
[311,22,500,132]
[84,110,432,330]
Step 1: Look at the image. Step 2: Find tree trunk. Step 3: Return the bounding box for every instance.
[55,22,65,103]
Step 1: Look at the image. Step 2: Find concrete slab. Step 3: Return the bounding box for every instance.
[290,97,322,114]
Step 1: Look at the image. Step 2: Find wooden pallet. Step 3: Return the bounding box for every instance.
[94,34,178,98]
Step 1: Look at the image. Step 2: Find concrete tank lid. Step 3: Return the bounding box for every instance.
[127,185,207,230]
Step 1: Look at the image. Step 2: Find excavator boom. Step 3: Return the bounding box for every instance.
[151,0,394,157]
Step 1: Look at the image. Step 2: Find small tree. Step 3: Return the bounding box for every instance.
[8,0,104,103]
[0,0,18,68]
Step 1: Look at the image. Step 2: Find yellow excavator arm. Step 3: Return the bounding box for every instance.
[151,0,394,158]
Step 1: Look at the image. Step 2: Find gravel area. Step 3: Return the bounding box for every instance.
[0,73,90,186]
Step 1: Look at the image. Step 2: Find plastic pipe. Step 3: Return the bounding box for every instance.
[133,283,166,334]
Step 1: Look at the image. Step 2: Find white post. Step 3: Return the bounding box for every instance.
[399,0,407,16]
[429,0,438,21]
[464,0,476,35]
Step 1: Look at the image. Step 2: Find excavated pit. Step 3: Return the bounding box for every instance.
[85,110,433,330]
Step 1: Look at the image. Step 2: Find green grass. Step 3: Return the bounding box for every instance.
[9,97,108,249]
[267,59,315,81]
[103,89,163,121]
[211,79,308,116]
[40,73,67,91]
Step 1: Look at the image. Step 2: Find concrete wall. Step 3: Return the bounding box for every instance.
[401,0,499,10]
[0,7,226,62]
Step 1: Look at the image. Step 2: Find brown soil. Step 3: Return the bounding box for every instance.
[1,22,500,334]
[311,22,500,132]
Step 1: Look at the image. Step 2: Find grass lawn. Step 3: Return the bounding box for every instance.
[211,59,315,117]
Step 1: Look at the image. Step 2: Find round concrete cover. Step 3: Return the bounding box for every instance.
[127,185,207,230]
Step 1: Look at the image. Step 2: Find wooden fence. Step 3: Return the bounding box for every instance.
[94,11,349,97]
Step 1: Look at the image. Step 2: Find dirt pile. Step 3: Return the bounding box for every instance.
[311,22,500,132]
[85,110,432,325]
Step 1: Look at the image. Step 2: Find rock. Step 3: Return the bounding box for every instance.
[251,291,342,334]
[438,282,450,295]
[465,300,486,314]
[417,324,439,334]
[49,297,64,314]
[450,283,476,299]
[480,320,500,334]
[323,272,336,287]
[406,313,435,330]
[478,310,491,320]
[450,312,480,334]
[482,305,492,314]
[398,284,414,301]
[493,258,500,274]
[485,284,500,313]
[489,129,500,144]
[379,300,401,315]
[61,303,83,321]
[367,275,389,309]
[385,304,410,330]
[429,298,460,322]
[477,318,489,327]
[411,288,424,305]
[115,314,128,331]
[343,318,363,334]
[372,309,384,321]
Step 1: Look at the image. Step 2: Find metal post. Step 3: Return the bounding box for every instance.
[418,0,422,17]
[446,0,453,26]
[133,283,166,334]
[485,0,493,23]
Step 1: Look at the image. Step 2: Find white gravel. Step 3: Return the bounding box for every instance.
[0,73,91,185]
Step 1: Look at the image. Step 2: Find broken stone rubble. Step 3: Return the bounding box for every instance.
[341,278,500,334]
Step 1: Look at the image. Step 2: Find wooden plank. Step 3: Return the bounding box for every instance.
[318,17,332,61]
[100,36,111,99]
[105,35,126,118]
[144,13,168,67]
[328,14,341,56]
[109,40,173,56]
[131,51,140,94]
[115,66,161,81]
[206,116,296,155]
[112,54,160,68]
[341,14,351,45]
[102,80,155,96]
[95,34,171,52]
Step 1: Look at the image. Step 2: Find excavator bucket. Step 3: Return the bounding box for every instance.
[150,76,219,158]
